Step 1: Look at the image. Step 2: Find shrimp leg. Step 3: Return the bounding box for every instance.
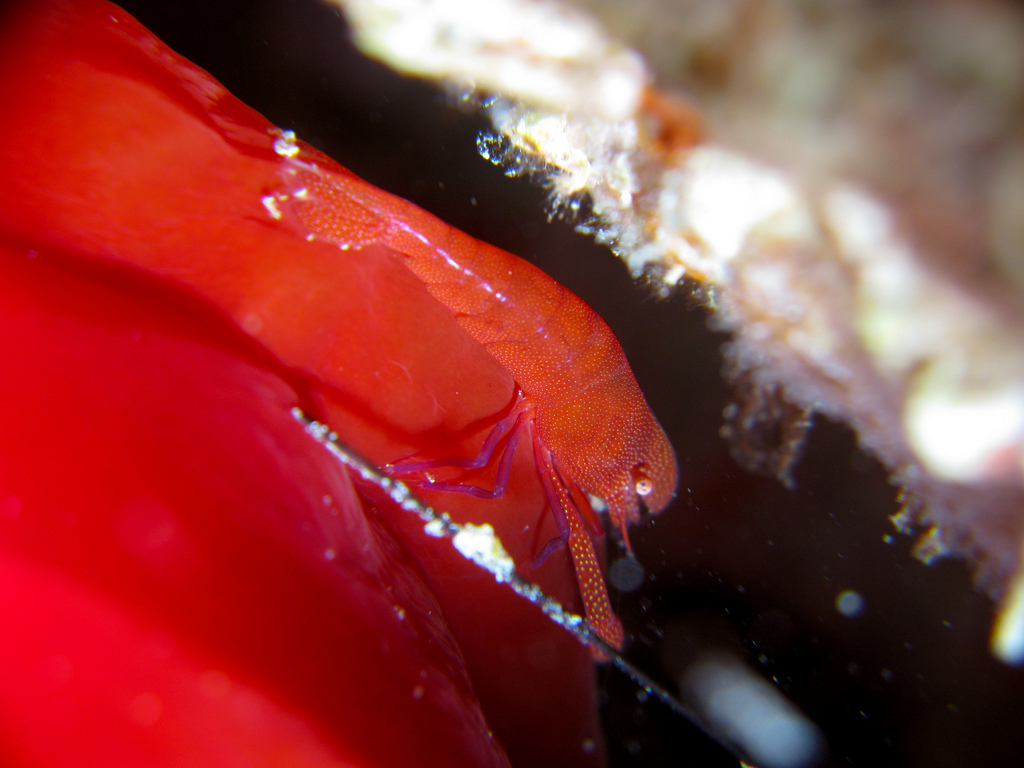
[403,413,526,500]
[387,393,532,501]
[386,394,528,474]
[533,434,624,651]
[531,449,573,568]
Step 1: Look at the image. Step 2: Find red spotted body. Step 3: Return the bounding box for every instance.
[273,134,678,650]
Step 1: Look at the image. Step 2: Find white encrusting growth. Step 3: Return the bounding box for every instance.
[333,0,645,122]
[664,148,807,278]
[272,129,300,158]
[452,523,516,583]
[906,383,1024,484]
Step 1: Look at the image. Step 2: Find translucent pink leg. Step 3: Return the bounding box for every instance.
[385,396,581,568]
[386,400,527,474]
[388,411,527,501]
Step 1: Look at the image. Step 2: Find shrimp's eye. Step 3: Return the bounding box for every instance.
[632,463,654,497]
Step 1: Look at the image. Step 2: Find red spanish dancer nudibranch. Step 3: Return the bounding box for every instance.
[0,1,675,765]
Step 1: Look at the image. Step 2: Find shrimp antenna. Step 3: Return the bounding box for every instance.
[292,408,757,767]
